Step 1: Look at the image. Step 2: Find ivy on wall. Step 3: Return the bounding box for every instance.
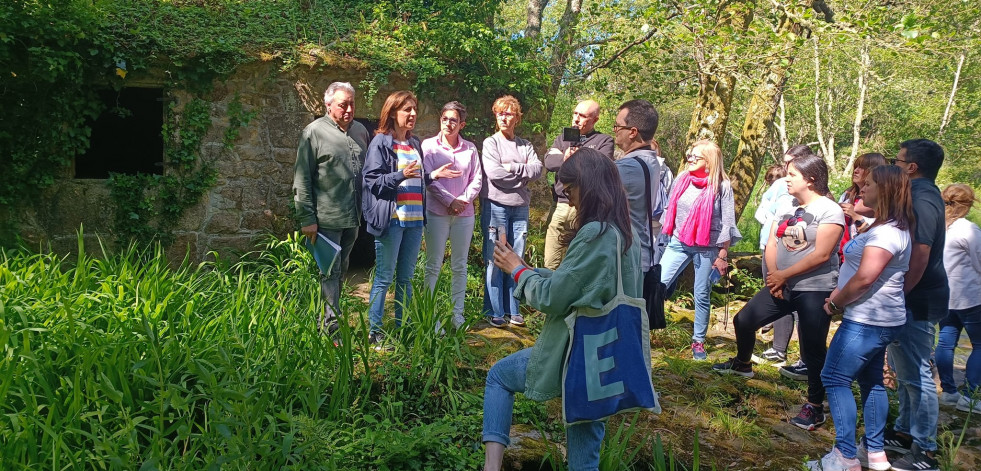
[1,0,551,247]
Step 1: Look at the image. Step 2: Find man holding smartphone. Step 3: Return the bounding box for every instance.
[542,100,614,269]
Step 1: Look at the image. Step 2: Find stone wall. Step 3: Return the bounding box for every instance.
[12,60,445,263]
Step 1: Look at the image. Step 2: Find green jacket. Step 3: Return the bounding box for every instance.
[515,221,643,401]
[292,117,371,229]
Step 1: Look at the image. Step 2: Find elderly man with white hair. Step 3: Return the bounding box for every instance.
[293,82,371,339]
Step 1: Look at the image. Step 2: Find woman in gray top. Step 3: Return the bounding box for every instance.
[659,139,740,360]
[481,95,543,328]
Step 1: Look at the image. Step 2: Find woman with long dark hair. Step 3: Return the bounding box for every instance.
[482,148,642,471]
[936,184,981,413]
[362,91,460,347]
[811,165,915,471]
[712,153,844,433]
[659,139,740,360]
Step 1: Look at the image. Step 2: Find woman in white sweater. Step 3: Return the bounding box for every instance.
[935,183,981,413]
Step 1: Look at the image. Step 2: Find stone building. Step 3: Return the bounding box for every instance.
[11,58,450,264]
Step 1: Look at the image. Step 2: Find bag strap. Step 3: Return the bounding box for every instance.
[613,225,625,297]
[632,156,656,263]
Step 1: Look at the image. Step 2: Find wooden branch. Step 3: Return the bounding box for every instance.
[844,41,870,177]
[576,12,680,78]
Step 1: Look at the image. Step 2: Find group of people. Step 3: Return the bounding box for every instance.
[292,82,980,471]
[714,140,980,471]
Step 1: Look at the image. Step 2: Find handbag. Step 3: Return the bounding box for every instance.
[561,229,661,425]
[634,156,667,329]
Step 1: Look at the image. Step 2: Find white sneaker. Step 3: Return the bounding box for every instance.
[940,391,961,406]
[856,442,891,471]
[956,394,981,413]
[805,447,860,471]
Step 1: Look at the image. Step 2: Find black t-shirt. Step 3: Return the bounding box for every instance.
[906,178,949,321]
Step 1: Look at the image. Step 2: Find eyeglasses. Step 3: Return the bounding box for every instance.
[496,112,516,119]
[611,124,633,133]
[686,153,705,163]
[440,117,461,125]
[889,158,907,165]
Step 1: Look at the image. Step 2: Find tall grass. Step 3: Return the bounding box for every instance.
[0,234,371,468]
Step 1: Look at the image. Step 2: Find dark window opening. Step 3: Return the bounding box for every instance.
[75,87,164,178]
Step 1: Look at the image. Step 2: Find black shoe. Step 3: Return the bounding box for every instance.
[779,360,808,381]
[789,403,825,431]
[883,429,913,454]
[368,331,393,352]
[324,317,342,345]
[712,357,755,378]
[890,445,939,471]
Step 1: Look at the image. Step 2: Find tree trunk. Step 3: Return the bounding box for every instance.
[939,52,966,137]
[729,14,807,219]
[843,41,870,177]
[730,56,796,219]
[524,0,549,38]
[685,3,754,146]
[776,96,789,153]
[686,62,737,145]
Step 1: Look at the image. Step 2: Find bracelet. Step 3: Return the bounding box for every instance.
[513,267,531,282]
[828,299,843,312]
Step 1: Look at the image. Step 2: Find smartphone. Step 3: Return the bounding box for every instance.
[562,126,581,144]
[497,226,507,244]
[709,267,722,285]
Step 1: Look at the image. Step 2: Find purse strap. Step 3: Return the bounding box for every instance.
[632,156,656,263]
[613,225,625,297]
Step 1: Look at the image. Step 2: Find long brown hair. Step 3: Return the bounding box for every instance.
[844,153,886,202]
[376,90,417,136]
[557,147,632,251]
[866,165,915,232]
[942,184,978,227]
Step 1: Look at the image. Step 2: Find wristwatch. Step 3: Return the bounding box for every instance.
[853,218,865,228]
[828,299,844,313]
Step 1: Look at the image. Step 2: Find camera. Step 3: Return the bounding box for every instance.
[561,127,583,144]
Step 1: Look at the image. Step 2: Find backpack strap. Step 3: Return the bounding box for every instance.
[632,156,656,265]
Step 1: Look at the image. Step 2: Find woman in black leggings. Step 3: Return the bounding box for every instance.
[712,153,844,432]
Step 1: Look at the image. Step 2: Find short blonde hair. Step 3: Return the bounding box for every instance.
[492,95,522,129]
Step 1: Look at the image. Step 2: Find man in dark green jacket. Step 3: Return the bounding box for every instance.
[292,82,370,335]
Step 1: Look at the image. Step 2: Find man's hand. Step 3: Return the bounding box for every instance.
[403,160,421,178]
[563,146,577,161]
[448,199,468,215]
[301,224,318,240]
[432,162,462,180]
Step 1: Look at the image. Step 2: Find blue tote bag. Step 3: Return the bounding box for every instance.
[561,230,661,425]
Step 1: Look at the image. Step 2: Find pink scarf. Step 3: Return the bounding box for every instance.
[661,169,716,246]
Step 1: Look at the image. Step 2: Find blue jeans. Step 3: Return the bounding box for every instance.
[483,348,606,471]
[659,237,719,343]
[485,201,528,318]
[936,304,981,394]
[887,311,939,452]
[480,198,494,316]
[822,319,902,459]
[368,222,423,332]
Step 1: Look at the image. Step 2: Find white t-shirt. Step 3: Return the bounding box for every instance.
[838,221,911,326]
